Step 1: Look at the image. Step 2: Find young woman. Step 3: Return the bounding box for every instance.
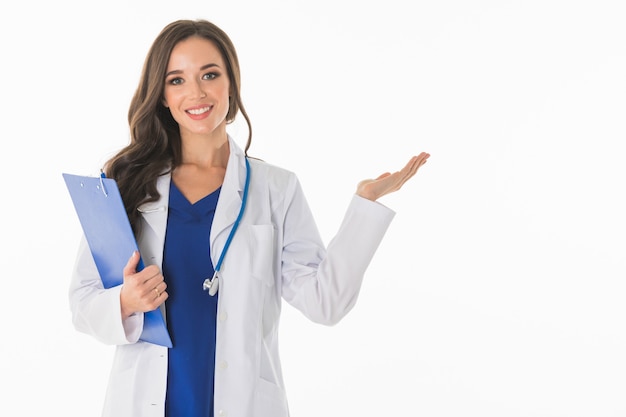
[69,18,429,417]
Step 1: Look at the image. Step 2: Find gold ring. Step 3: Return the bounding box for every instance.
[154,287,160,298]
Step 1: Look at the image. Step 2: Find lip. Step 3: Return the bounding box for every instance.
[185,105,212,120]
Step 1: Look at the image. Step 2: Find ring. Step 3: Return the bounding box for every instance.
[154,287,160,298]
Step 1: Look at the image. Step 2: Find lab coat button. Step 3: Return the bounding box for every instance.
[219,312,228,322]
[219,360,228,370]
[218,410,227,416]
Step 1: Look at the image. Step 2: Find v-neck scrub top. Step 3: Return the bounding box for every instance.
[162,182,221,417]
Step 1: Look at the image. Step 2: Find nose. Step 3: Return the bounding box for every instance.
[190,79,207,99]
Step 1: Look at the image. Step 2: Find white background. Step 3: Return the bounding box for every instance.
[1,1,625,416]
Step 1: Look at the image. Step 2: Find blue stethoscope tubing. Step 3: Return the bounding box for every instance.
[203,157,250,296]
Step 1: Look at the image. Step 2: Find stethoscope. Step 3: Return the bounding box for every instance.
[202,157,250,296]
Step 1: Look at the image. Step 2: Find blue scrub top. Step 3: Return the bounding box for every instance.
[163,182,221,417]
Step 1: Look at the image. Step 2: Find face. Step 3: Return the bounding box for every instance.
[163,36,231,140]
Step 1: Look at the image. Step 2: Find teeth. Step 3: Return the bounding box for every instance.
[188,106,211,115]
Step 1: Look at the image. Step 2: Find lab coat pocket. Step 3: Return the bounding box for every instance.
[246,224,275,287]
[253,378,289,417]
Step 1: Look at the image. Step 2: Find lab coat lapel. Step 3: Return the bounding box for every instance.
[137,173,171,266]
[210,137,247,262]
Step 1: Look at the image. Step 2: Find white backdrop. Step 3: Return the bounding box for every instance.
[1,1,625,416]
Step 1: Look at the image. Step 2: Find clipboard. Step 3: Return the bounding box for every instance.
[63,172,172,348]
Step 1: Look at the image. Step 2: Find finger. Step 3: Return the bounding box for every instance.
[154,280,168,295]
[415,152,430,167]
[154,290,169,306]
[396,158,420,183]
[393,154,428,189]
[139,274,165,302]
[400,156,420,177]
[141,265,163,283]
[123,251,141,278]
[403,153,430,177]
[151,284,169,306]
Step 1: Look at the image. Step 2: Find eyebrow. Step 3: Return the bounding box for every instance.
[165,63,222,78]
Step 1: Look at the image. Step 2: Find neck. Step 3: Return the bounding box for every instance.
[179,131,230,169]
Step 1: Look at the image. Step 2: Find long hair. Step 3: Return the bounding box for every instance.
[104,19,252,233]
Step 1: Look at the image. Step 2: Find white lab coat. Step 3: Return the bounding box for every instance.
[69,137,395,417]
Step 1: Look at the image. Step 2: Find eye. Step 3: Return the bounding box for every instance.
[167,77,184,86]
[202,72,219,80]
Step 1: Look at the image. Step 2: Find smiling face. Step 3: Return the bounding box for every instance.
[163,36,231,142]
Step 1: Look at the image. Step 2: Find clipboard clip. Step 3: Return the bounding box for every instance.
[98,170,108,197]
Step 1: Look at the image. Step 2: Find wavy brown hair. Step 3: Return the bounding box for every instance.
[104,19,252,234]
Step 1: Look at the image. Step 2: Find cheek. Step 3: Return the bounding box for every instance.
[162,87,181,108]
[162,91,173,108]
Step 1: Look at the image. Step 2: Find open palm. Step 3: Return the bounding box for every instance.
[356,152,430,201]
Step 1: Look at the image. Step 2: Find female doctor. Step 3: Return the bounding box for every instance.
[69,19,430,417]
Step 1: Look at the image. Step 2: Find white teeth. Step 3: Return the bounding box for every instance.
[187,106,211,115]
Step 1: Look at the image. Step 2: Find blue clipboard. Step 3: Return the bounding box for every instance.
[63,172,172,348]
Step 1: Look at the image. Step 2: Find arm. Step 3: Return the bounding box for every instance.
[279,180,393,325]
[280,154,429,325]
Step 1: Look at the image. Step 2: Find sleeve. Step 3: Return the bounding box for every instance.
[68,236,144,345]
[280,178,396,325]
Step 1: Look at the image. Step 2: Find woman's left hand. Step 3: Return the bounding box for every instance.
[356,152,430,201]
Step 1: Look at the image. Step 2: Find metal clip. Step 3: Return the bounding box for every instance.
[98,170,108,197]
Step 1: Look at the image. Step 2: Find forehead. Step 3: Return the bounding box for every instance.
[167,36,225,69]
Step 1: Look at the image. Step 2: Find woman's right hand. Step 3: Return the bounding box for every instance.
[120,251,168,320]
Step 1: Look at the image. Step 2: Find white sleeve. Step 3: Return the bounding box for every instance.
[280,178,395,325]
[68,237,143,345]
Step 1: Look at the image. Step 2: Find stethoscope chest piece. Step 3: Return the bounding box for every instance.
[203,272,219,296]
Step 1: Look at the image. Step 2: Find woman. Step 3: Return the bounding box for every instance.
[69,19,429,417]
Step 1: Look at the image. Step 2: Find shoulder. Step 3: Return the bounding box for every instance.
[248,157,298,187]
[246,157,306,208]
